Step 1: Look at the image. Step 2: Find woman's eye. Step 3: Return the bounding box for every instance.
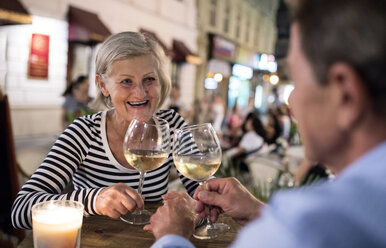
[121,79,132,85]
[144,77,156,83]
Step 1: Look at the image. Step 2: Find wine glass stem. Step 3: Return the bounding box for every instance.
[199,181,214,228]
[137,171,146,214]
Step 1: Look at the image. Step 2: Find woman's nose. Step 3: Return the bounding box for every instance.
[132,84,147,97]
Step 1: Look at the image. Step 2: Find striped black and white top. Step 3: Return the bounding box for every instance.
[11,109,199,229]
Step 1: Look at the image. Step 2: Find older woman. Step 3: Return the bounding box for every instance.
[11,32,199,229]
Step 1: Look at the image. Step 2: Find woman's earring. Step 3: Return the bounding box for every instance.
[105,96,113,108]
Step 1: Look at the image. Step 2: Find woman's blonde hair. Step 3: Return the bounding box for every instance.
[89,32,171,110]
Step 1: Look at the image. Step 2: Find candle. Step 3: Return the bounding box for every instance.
[32,200,84,248]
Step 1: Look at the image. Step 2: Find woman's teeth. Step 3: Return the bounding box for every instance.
[128,100,148,107]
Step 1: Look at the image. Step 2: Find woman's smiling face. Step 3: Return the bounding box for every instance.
[99,54,161,123]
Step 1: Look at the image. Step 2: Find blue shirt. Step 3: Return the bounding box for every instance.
[152,141,386,248]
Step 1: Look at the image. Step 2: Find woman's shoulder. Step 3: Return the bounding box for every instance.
[155,109,186,129]
[71,111,103,131]
[155,109,178,121]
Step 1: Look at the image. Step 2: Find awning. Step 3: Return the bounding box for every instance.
[0,0,32,25]
[68,6,111,44]
[139,28,171,56]
[172,39,201,65]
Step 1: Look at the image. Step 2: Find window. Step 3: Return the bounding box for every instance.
[245,15,250,43]
[210,0,217,27]
[223,0,230,33]
[254,18,260,47]
[235,8,241,38]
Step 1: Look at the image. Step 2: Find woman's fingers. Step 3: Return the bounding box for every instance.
[106,209,125,219]
[124,187,144,210]
[120,196,137,213]
[96,183,145,218]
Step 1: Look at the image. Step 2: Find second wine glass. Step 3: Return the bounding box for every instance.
[173,123,230,239]
[121,117,170,225]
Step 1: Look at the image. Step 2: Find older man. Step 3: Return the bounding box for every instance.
[145,0,386,247]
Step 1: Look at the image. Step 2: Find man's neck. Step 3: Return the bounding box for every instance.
[330,119,386,174]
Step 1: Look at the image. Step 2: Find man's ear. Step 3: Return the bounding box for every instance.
[328,63,367,130]
[96,75,109,97]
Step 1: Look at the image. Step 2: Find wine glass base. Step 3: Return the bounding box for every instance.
[120,209,152,225]
[193,222,230,240]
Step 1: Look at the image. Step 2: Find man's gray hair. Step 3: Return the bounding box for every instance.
[293,0,386,117]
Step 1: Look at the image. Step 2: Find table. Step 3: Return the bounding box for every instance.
[18,202,240,248]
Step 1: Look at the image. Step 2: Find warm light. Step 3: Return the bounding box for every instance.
[186,55,202,65]
[262,74,270,82]
[214,73,223,82]
[32,200,84,248]
[206,72,214,78]
[269,75,279,85]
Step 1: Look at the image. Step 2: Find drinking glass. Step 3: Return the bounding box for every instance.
[120,117,170,225]
[173,123,230,239]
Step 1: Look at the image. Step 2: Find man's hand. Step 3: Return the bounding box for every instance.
[144,192,197,240]
[95,183,144,219]
[194,177,264,225]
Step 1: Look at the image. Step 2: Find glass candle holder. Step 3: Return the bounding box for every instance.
[32,200,84,248]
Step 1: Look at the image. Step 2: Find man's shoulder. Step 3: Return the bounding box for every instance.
[263,178,386,246]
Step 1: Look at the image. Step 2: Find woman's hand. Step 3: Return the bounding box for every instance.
[95,183,144,219]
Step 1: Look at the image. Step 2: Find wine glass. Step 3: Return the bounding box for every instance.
[121,117,170,225]
[173,123,230,239]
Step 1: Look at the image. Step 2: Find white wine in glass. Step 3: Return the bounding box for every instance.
[173,123,230,239]
[125,150,169,172]
[121,117,170,225]
[174,155,221,182]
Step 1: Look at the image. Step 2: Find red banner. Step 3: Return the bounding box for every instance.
[28,33,49,79]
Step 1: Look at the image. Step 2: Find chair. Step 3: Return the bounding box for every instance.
[247,156,282,199]
[0,90,25,245]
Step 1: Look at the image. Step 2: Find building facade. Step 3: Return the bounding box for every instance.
[1,0,198,137]
[195,0,279,113]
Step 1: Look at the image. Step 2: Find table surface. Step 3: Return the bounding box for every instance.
[18,202,240,248]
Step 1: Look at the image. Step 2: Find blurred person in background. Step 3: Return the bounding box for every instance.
[294,159,329,186]
[224,101,243,148]
[265,109,283,145]
[227,112,267,173]
[190,98,201,125]
[144,0,386,247]
[165,84,191,121]
[191,94,214,125]
[11,32,199,229]
[61,75,94,130]
[278,104,292,141]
